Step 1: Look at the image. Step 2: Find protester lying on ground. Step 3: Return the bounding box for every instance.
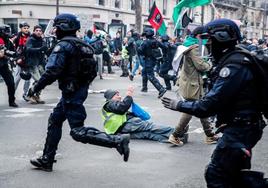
[102,86,174,142]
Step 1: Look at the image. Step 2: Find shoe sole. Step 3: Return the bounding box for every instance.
[30,160,52,172]
[168,139,184,146]
[205,141,217,145]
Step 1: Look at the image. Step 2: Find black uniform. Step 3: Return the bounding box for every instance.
[138,32,166,98]
[0,36,17,107]
[159,41,177,90]
[162,19,268,187]
[29,14,130,172]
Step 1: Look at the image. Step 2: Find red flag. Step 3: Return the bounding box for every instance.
[93,24,96,34]
[148,2,163,30]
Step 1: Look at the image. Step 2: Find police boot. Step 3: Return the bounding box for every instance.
[30,155,56,172]
[158,88,167,98]
[115,134,130,162]
[164,79,172,90]
[70,127,130,162]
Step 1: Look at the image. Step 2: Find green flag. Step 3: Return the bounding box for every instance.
[173,0,211,29]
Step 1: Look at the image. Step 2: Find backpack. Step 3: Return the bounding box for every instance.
[218,47,268,117]
[149,39,162,60]
[91,38,104,55]
[60,36,97,84]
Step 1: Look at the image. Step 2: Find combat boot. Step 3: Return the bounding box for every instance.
[30,155,56,172]
[158,88,167,98]
[116,134,130,162]
[141,87,148,92]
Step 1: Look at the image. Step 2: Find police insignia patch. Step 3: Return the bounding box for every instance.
[53,45,61,52]
[219,67,230,78]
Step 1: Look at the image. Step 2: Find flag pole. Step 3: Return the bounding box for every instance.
[210,0,220,19]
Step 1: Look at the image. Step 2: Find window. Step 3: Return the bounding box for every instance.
[4,18,18,34]
[223,11,228,18]
[114,0,120,8]
[38,19,50,32]
[163,0,167,15]
[98,0,104,6]
[230,12,234,19]
[251,1,256,7]
[130,0,135,10]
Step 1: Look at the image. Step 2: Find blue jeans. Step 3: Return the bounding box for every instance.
[131,55,140,76]
[120,117,174,142]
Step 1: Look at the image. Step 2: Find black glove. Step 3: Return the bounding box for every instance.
[161,97,180,111]
[27,87,36,98]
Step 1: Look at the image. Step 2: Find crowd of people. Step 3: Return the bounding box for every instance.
[1,14,268,187]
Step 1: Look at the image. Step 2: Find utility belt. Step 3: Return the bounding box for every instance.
[232,115,262,125]
[216,114,265,134]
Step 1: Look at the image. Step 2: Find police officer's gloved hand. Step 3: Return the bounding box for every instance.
[161,97,181,111]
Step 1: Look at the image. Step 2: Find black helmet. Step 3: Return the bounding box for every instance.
[143,28,154,38]
[161,34,169,42]
[191,26,205,38]
[53,13,80,32]
[258,39,265,45]
[203,19,242,43]
[20,70,31,80]
[0,24,11,38]
[19,21,30,28]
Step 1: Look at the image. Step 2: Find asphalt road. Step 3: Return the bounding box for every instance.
[0,67,267,188]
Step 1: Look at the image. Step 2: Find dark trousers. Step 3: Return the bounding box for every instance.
[159,72,176,89]
[205,122,265,188]
[43,99,122,161]
[141,65,164,92]
[0,64,15,104]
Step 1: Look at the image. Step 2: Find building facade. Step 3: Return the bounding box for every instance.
[0,0,177,38]
[0,0,267,39]
[191,0,268,39]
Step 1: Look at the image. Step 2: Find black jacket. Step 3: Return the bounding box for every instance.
[103,96,135,120]
[113,37,122,53]
[25,34,47,66]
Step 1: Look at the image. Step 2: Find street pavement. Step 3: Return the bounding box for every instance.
[0,67,267,188]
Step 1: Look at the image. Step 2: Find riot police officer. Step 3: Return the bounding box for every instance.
[162,19,267,187]
[138,28,166,98]
[0,24,18,107]
[159,34,177,90]
[28,13,130,172]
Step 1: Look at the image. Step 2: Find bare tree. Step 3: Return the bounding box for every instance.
[134,0,142,33]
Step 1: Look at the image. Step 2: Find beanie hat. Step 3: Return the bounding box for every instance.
[104,89,119,100]
[33,25,42,31]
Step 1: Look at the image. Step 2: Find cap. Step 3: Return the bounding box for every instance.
[104,89,119,100]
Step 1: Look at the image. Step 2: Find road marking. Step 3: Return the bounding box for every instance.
[3,107,44,113]
[188,128,204,134]
[5,113,32,118]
